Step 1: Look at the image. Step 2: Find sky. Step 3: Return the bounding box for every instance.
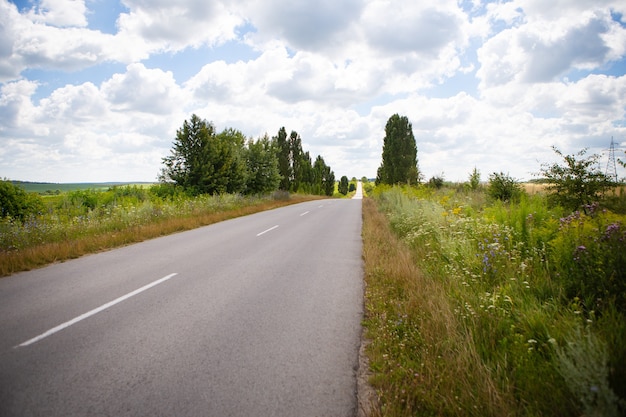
[1,0,626,184]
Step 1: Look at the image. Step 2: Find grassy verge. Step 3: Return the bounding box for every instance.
[362,186,625,416]
[362,197,509,416]
[1,193,319,277]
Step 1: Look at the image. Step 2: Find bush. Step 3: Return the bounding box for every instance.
[539,147,615,213]
[0,180,45,220]
[487,172,522,202]
[427,175,444,189]
[468,167,481,191]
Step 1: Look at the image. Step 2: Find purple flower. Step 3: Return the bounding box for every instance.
[573,245,587,261]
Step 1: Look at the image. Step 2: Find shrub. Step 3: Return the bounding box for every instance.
[468,167,481,191]
[539,147,615,213]
[556,328,623,417]
[427,175,444,189]
[487,172,522,202]
[0,180,45,220]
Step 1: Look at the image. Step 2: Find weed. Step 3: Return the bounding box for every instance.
[363,185,625,416]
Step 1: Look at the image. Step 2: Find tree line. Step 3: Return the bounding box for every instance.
[159,114,335,196]
[374,112,623,214]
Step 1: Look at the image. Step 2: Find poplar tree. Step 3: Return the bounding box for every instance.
[275,127,291,191]
[376,114,420,185]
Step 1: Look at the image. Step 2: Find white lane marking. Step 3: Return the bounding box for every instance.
[300,211,310,216]
[318,205,324,208]
[256,225,279,236]
[16,273,179,348]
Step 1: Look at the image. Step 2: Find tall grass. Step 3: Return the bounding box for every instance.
[0,186,319,276]
[363,185,625,416]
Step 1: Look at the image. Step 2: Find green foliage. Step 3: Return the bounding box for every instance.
[160,117,335,197]
[273,127,335,196]
[244,134,281,194]
[362,179,374,196]
[540,147,615,213]
[556,327,623,417]
[376,114,420,185]
[338,175,349,195]
[487,172,522,202]
[368,185,626,416]
[468,167,481,191]
[0,180,45,220]
[0,186,260,252]
[550,205,626,313]
[427,175,444,189]
[159,114,218,194]
[275,127,291,191]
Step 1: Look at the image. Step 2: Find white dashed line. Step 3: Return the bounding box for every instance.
[16,273,179,348]
[256,225,279,236]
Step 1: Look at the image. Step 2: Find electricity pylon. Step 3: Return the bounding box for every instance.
[605,137,618,182]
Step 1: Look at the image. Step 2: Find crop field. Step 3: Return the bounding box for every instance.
[362,184,625,417]
[12,181,155,194]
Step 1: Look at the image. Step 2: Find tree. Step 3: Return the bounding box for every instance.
[244,134,281,195]
[0,180,44,220]
[289,131,305,192]
[159,115,247,195]
[324,169,336,196]
[376,114,420,185]
[275,127,291,191]
[468,167,481,191]
[427,175,445,189]
[159,114,214,193]
[213,128,247,194]
[312,155,335,196]
[487,172,522,202]
[338,176,349,195]
[539,146,615,212]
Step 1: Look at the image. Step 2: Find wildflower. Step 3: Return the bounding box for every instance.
[602,222,623,241]
[573,245,587,261]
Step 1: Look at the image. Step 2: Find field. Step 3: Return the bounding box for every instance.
[12,181,155,194]
[362,184,625,416]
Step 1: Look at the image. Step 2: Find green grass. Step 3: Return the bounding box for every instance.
[12,181,155,194]
[0,186,322,276]
[362,185,626,416]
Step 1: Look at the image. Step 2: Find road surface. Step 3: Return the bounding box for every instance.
[0,197,363,416]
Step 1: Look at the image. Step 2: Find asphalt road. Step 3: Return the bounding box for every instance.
[0,197,364,416]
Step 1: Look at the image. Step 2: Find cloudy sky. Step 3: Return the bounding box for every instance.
[1,0,625,183]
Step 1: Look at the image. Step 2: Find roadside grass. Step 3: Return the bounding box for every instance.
[362,185,626,416]
[0,190,320,277]
[362,197,510,416]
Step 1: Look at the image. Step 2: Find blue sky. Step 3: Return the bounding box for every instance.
[1,0,625,183]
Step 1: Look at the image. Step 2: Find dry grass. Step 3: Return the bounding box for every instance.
[362,197,512,416]
[0,195,317,277]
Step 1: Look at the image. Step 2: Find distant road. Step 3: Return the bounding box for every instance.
[0,199,363,417]
[353,181,363,199]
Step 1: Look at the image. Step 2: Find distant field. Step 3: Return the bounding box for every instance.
[13,181,155,194]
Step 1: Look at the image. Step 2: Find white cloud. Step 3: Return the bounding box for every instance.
[240,0,364,53]
[102,63,185,114]
[477,3,626,89]
[117,0,243,51]
[25,0,88,27]
[1,0,625,183]
[361,2,465,57]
